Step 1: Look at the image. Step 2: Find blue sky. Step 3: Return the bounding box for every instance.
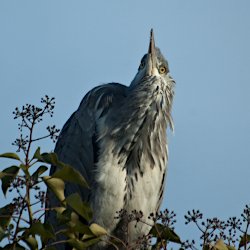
[0,0,250,244]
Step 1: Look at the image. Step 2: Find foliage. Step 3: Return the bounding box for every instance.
[0,96,249,249]
[0,96,95,249]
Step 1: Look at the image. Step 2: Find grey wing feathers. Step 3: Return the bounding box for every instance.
[48,82,128,203]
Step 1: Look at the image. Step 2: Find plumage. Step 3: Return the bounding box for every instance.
[46,30,175,249]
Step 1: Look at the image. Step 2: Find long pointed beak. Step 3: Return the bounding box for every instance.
[148,29,156,58]
[146,29,158,76]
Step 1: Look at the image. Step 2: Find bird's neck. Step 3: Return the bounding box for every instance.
[108,76,173,168]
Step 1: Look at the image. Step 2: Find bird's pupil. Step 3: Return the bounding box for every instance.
[159,66,166,73]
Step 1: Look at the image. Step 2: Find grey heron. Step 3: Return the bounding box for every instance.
[46,29,175,249]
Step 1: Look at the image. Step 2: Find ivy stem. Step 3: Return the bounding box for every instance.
[24,118,36,226]
[25,179,33,225]
[25,118,35,166]
[31,134,51,142]
[12,198,26,244]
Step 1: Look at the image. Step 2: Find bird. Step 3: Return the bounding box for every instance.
[46,29,175,249]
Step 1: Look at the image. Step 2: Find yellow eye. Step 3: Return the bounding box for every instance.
[139,61,145,69]
[159,66,167,74]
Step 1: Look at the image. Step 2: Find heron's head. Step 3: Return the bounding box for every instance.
[130,29,174,87]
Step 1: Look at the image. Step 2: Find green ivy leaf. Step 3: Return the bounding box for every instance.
[0,172,7,179]
[19,164,31,177]
[66,193,93,222]
[22,236,38,250]
[32,147,42,160]
[150,223,181,244]
[52,165,89,188]
[27,222,55,243]
[43,176,65,202]
[0,226,6,241]
[203,245,210,250]
[0,165,19,196]
[67,238,89,249]
[40,152,61,166]
[0,203,14,228]
[34,150,68,170]
[239,234,250,248]
[89,223,107,237]
[213,239,228,250]
[67,237,100,250]
[0,152,20,161]
[227,246,237,250]
[33,150,89,188]
[32,165,48,181]
[55,207,72,225]
[33,149,58,165]
[81,237,101,248]
[71,220,93,235]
